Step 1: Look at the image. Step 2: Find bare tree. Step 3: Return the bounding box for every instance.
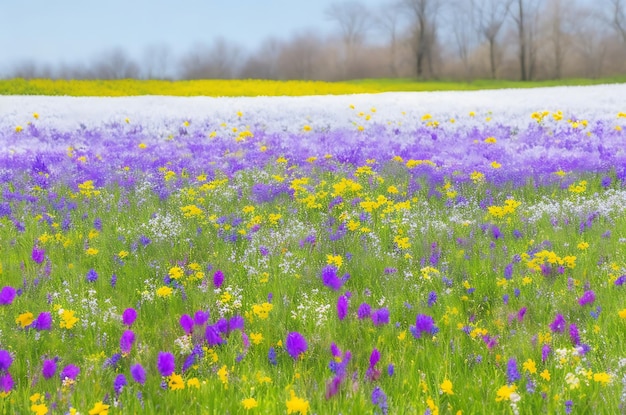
[374,1,406,77]
[511,0,542,80]
[448,0,479,79]
[90,49,141,79]
[277,31,327,80]
[542,0,576,79]
[574,8,609,78]
[180,38,243,79]
[325,0,371,78]
[142,44,172,80]
[475,0,512,79]
[610,0,626,43]
[240,37,283,79]
[401,0,443,79]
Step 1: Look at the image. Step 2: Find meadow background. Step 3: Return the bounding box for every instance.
[1,78,626,414]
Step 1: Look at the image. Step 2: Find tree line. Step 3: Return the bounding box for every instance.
[7,0,626,81]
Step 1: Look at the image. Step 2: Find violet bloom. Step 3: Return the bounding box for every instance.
[228,315,244,332]
[549,314,566,333]
[578,290,596,306]
[114,373,127,395]
[42,359,56,379]
[0,286,16,305]
[371,308,390,326]
[205,325,224,346]
[325,376,342,400]
[33,312,52,331]
[157,352,175,377]
[0,373,13,393]
[60,364,80,380]
[130,363,146,385]
[194,310,209,326]
[357,303,371,320]
[615,275,626,286]
[179,314,194,335]
[517,307,527,322]
[120,330,136,355]
[411,314,435,339]
[86,269,98,283]
[337,295,348,321]
[369,348,380,368]
[268,347,277,365]
[569,324,580,346]
[0,350,12,371]
[541,344,551,362]
[32,246,45,264]
[213,270,224,288]
[122,308,137,327]
[285,332,307,360]
[507,358,520,383]
[321,265,343,291]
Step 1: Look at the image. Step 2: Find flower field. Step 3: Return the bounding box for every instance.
[1,85,626,414]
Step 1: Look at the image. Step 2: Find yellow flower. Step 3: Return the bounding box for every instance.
[303,125,312,132]
[618,309,626,319]
[16,312,35,328]
[522,358,537,374]
[118,250,129,259]
[168,266,184,280]
[490,161,502,169]
[138,142,147,149]
[88,401,110,415]
[187,377,200,389]
[242,398,259,410]
[495,384,517,402]
[218,365,229,388]
[440,378,454,395]
[286,390,309,415]
[484,136,497,143]
[85,247,99,256]
[326,254,343,268]
[60,310,79,329]
[577,242,589,250]
[31,404,49,415]
[168,373,185,390]
[15,125,23,133]
[540,369,551,381]
[593,372,611,386]
[33,113,39,119]
[156,286,174,298]
[250,332,264,345]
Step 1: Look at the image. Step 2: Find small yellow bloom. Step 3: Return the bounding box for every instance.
[118,250,129,259]
[440,378,454,395]
[593,372,611,386]
[138,142,147,149]
[250,332,264,345]
[168,373,185,390]
[522,358,537,374]
[187,377,200,389]
[577,242,589,250]
[168,266,184,280]
[17,312,34,328]
[60,309,79,329]
[242,398,259,410]
[619,309,626,319]
[540,369,551,381]
[490,161,502,169]
[85,247,99,256]
[286,390,309,415]
[495,384,517,402]
[31,404,49,415]
[15,125,23,133]
[88,401,110,415]
[156,286,174,298]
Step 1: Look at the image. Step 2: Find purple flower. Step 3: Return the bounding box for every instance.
[213,270,224,288]
[60,364,80,380]
[615,275,626,286]
[578,290,595,306]
[517,307,527,321]
[114,373,127,395]
[321,265,343,291]
[507,358,520,383]
[0,373,13,393]
[32,246,45,264]
[387,363,394,377]
[357,303,371,319]
[0,286,16,305]
[412,314,435,339]
[42,359,56,379]
[325,376,342,400]
[369,348,380,368]
[180,314,194,335]
[205,325,224,346]
[194,310,209,325]
[33,312,52,331]
[330,343,341,358]
[371,308,390,326]
[549,314,566,333]
[157,352,175,377]
[122,308,137,327]
[0,350,12,371]
[130,363,146,385]
[427,291,437,307]
[569,324,580,346]
[120,330,136,354]
[541,344,551,362]
[268,347,277,365]
[285,331,307,360]
[337,295,348,321]
[86,269,98,283]
[565,400,574,415]
[228,315,245,332]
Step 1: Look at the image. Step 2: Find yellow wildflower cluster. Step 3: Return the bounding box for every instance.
[523,249,577,271]
[487,199,521,218]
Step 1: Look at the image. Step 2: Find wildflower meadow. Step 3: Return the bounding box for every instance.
[1,84,626,414]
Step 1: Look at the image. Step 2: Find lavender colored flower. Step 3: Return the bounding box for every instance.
[357,303,371,319]
[228,315,245,332]
[213,270,224,288]
[33,312,52,331]
[427,291,437,307]
[565,400,574,415]
[285,331,308,360]
[325,376,342,400]
[157,352,175,377]
[42,359,56,379]
[103,353,121,370]
[387,363,394,377]
[578,290,596,306]
[330,343,341,358]
[110,273,117,288]
[122,308,137,327]
[549,314,566,333]
[517,307,527,321]
[180,314,194,335]
[0,373,13,393]
[0,350,12,371]
[130,363,146,385]
[205,325,224,346]
[337,295,348,321]
[371,386,388,414]
[411,314,435,339]
[321,265,343,291]
[0,286,16,305]
[569,323,580,346]
[369,348,380,368]
[268,347,277,365]
[615,275,626,286]
[507,358,520,383]
[371,308,390,326]
[194,310,209,325]
[86,269,98,283]
[60,364,80,380]
[114,373,127,395]
[120,330,136,354]
[504,263,513,279]
[32,246,45,264]
[541,344,551,362]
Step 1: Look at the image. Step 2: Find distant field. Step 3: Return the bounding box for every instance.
[2,77,626,96]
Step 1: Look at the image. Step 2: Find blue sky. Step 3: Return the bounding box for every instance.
[0,0,387,72]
